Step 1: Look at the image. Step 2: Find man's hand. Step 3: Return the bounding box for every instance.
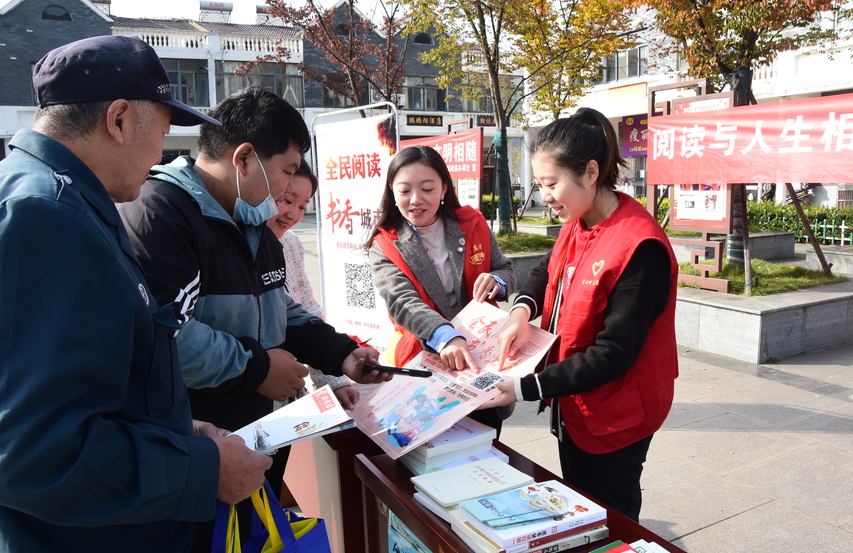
[497,308,530,370]
[211,434,272,504]
[479,378,517,409]
[342,347,392,384]
[440,337,477,371]
[472,273,500,303]
[193,419,230,438]
[333,385,360,410]
[257,348,309,401]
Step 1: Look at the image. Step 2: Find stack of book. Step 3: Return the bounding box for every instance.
[453,480,609,553]
[400,416,498,475]
[410,457,535,523]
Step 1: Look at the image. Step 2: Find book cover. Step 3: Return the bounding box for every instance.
[413,491,457,523]
[449,510,609,553]
[388,509,431,553]
[406,439,495,469]
[459,480,607,549]
[412,457,534,508]
[629,540,668,553]
[590,542,638,553]
[401,446,509,475]
[232,385,351,454]
[350,302,556,459]
[410,416,497,459]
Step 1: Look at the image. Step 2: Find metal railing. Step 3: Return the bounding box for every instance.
[114,28,208,49]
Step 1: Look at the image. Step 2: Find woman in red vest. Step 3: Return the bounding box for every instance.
[365,146,516,431]
[491,108,679,521]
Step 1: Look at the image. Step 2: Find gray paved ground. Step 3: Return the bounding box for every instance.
[293,215,853,552]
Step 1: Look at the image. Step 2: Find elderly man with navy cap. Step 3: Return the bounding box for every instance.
[0,36,272,552]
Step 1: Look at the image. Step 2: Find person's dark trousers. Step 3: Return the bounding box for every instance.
[558,433,653,522]
[190,445,291,553]
[468,407,503,439]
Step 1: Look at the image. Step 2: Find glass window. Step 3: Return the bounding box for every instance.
[602,45,647,84]
[42,5,71,20]
[413,33,433,45]
[162,59,209,107]
[403,76,446,112]
[215,61,303,107]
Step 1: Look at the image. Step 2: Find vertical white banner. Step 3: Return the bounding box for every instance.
[315,114,397,356]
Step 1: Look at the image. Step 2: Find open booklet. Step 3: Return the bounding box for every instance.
[232,385,353,454]
[351,302,556,459]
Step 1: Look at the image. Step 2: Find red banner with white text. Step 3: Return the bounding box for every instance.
[401,129,484,180]
[647,93,853,185]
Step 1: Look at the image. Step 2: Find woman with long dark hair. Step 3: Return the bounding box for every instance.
[490,108,679,521]
[366,146,516,431]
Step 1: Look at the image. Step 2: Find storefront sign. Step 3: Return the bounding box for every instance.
[406,114,443,127]
[476,114,496,127]
[648,93,853,184]
[622,114,647,157]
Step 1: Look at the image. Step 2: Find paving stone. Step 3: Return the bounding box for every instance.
[726,443,853,527]
[777,401,853,454]
[653,412,812,475]
[672,365,759,402]
[674,500,853,553]
[639,457,770,541]
[660,400,728,430]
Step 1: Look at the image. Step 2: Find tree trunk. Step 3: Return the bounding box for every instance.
[727,183,745,267]
[493,129,513,233]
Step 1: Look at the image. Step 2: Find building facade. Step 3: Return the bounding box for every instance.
[0,0,527,210]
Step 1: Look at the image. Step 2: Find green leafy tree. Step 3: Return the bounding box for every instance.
[404,0,628,232]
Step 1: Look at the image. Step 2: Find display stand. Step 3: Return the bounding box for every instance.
[285,427,383,553]
[354,442,688,553]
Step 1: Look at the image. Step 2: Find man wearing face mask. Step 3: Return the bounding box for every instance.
[118,87,391,552]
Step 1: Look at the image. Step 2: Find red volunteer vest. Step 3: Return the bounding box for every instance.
[375,206,495,366]
[541,193,679,454]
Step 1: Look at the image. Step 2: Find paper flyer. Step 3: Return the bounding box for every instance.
[232,385,351,454]
[351,302,556,459]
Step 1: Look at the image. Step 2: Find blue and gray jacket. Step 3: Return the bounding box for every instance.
[119,156,357,430]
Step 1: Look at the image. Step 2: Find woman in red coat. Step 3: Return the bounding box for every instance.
[490,108,679,521]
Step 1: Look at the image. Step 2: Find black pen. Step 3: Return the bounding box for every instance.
[364,363,432,378]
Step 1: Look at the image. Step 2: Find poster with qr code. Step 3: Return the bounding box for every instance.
[315,114,398,354]
[350,302,555,459]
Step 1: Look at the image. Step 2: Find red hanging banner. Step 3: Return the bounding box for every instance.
[401,129,483,180]
[647,93,853,185]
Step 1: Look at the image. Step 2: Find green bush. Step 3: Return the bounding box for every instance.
[747,202,853,244]
[635,196,669,224]
[480,194,523,218]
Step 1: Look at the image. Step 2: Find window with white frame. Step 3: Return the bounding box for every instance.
[594,45,648,84]
[162,59,210,107]
[215,61,303,107]
[403,77,445,111]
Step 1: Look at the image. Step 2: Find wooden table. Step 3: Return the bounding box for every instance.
[353,441,688,553]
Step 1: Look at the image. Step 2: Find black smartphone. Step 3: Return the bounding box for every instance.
[364,363,432,378]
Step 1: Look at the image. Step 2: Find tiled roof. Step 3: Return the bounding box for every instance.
[110,16,300,38]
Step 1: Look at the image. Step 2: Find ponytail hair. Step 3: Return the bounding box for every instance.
[529,107,626,192]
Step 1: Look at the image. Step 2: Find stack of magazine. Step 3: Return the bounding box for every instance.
[410,457,534,523]
[400,416,502,475]
[452,480,609,553]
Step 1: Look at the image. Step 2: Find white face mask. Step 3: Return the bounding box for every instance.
[233,151,278,225]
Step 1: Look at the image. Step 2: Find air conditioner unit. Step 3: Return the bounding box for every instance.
[370,89,406,107]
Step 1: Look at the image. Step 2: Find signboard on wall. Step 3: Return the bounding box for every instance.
[622,114,648,157]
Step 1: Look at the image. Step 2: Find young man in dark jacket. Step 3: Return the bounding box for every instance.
[118,86,390,552]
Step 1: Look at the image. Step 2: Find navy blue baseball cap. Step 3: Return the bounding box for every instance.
[33,35,220,127]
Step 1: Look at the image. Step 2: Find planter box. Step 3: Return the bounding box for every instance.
[668,231,795,264]
[506,251,549,290]
[516,222,561,237]
[676,281,853,364]
[806,246,853,275]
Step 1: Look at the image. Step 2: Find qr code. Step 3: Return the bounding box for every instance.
[344,263,376,309]
[468,372,502,391]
